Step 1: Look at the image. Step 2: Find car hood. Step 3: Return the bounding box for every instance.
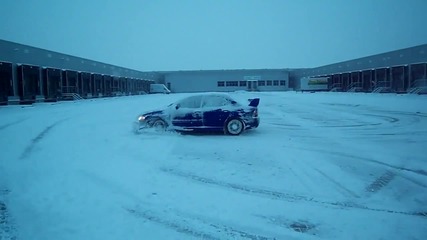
[141,110,164,116]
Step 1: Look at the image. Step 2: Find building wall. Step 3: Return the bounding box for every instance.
[163,69,290,93]
[289,44,427,92]
[0,39,160,103]
[291,44,427,79]
[0,39,159,79]
[2,39,426,98]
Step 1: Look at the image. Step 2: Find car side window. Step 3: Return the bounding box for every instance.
[178,95,203,108]
[202,96,231,108]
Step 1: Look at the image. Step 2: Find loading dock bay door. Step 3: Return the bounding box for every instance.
[0,62,13,105]
[43,68,61,101]
[18,65,40,103]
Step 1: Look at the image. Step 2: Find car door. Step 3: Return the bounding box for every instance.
[201,95,233,128]
[171,95,203,128]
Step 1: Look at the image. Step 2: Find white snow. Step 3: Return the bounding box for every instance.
[1,92,426,240]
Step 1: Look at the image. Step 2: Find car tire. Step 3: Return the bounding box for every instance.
[225,118,244,135]
[152,119,168,132]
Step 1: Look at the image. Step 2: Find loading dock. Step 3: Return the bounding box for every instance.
[391,66,405,93]
[62,70,78,94]
[125,78,130,94]
[119,77,126,95]
[17,64,40,104]
[42,67,61,102]
[103,75,112,96]
[0,61,13,105]
[311,63,427,93]
[111,76,119,95]
[80,72,91,98]
[361,70,373,91]
[92,74,103,97]
[408,63,427,94]
[349,72,362,92]
[128,78,134,94]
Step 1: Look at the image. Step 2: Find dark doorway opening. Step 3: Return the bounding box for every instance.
[18,65,40,104]
[62,70,78,93]
[0,62,13,105]
[80,72,91,98]
[92,74,103,97]
[103,75,112,96]
[42,68,61,102]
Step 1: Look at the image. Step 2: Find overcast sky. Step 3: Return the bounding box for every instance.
[1,0,426,71]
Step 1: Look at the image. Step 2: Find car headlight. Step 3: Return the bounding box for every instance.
[138,115,146,121]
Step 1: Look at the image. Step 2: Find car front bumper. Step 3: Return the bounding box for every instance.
[133,121,148,133]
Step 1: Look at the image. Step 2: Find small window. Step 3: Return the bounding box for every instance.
[258,80,265,86]
[226,81,238,87]
[239,81,247,87]
[273,80,279,86]
[217,81,225,87]
[266,80,272,86]
[280,80,286,86]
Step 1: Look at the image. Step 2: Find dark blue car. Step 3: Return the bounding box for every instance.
[134,93,260,135]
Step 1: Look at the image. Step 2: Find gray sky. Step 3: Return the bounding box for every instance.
[1,0,426,71]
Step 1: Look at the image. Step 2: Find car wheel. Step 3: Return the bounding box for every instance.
[152,119,167,132]
[225,118,244,135]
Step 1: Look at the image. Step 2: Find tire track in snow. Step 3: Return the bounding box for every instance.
[281,106,385,129]
[288,146,427,177]
[161,168,426,218]
[126,208,220,240]
[126,208,276,240]
[0,119,27,131]
[20,118,68,159]
[295,103,404,129]
[361,114,399,123]
[256,215,318,236]
[397,175,427,189]
[312,167,360,198]
[283,164,313,193]
[365,171,396,193]
[79,171,277,239]
[369,109,427,118]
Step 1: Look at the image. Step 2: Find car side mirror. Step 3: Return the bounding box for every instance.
[175,104,180,110]
[231,100,237,105]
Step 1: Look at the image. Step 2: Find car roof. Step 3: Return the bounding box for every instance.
[189,92,232,98]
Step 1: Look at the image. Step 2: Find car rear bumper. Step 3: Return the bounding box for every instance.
[244,117,259,129]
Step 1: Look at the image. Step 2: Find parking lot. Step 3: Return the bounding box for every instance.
[1,92,426,239]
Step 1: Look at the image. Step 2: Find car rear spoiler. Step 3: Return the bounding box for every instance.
[248,98,260,107]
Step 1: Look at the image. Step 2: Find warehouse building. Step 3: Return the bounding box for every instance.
[292,44,427,93]
[1,39,426,105]
[0,39,160,105]
[159,69,290,93]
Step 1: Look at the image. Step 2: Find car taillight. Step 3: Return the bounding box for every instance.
[253,109,258,117]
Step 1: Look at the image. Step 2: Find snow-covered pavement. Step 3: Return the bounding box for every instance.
[1,91,426,239]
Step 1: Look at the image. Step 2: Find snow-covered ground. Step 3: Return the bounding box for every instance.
[1,91,426,240]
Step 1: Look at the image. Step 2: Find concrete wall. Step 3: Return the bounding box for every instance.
[163,69,290,93]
